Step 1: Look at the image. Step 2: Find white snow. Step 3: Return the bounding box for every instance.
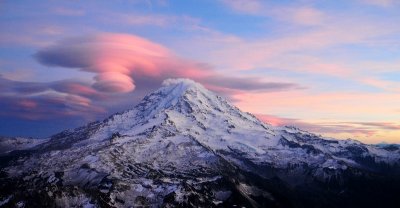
[0,137,49,154]
[3,78,400,207]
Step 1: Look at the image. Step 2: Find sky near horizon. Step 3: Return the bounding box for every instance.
[0,0,400,143]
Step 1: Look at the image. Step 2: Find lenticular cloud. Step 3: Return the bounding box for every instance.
[35,33,301,96]
[35,33,195,93]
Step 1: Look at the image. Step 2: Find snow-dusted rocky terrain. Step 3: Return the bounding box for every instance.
[0,136,49,155]
[1,79,399,208]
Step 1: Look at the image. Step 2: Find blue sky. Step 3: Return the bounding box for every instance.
[0,0,400,143]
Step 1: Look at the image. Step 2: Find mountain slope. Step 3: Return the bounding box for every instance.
[1,78,400,208]
[0,136,48,155]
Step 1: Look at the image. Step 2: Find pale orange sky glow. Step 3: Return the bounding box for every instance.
[0,0,399,144]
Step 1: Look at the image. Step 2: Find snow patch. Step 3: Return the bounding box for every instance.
[0,195,12,206]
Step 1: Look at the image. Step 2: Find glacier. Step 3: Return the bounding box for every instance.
[0,78,399,207]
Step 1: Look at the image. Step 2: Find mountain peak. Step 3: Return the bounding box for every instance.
[162,78,201,88]
[3,77,400,208]
[161,78,207,95]
[125,78,215,119]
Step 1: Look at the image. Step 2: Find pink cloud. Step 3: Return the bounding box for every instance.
[0,76,106,120]
[358,77,400,92]
[17,100,38,109]
[0,33,301,121]
[0,93,105,120]
[234,90,400,119]
[36,33,188,93]
[255,113,384,138]
[231,89,400,143]
[58,82,101,97]
[255,114,295,126]
[35,33,299,95]
[271,6,326,26]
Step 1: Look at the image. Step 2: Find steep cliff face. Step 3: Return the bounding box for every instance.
[1,78,399,208]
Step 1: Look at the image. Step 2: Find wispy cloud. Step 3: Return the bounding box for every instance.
[256,113,400,140]
[113,13,201,27]
[0,33,304,121]
[1,0,399,141]
[35,33,301,94]
[0,75,105,120]
[274,6,326,26]
[342,122,400,130]
[360,0,398,7]
[221,0,326,26]
[194,18,398,71]
[220,0,263,15]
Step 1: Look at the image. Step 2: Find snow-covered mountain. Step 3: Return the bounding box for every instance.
[0,136,48,155]
[1,78,399,208]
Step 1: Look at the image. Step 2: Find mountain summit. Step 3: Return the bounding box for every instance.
[1,79,400,207]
